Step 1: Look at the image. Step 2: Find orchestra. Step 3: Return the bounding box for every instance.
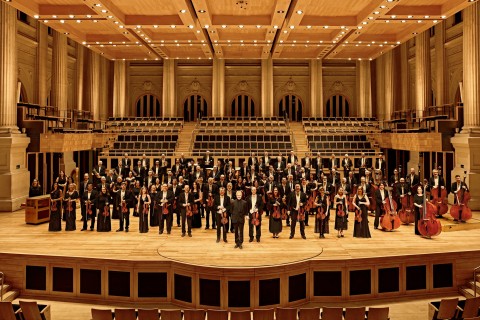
[43,150,469,245]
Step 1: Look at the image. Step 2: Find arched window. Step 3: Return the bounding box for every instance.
[325,95,350,118]
[231,94,255,117]
[184,94,207,121]
[279,94,303,121]
[135,94,161,118]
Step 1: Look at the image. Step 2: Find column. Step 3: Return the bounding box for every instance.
[356,60,372,117]
[383,50,394,121]
[84,50,100,120]
[400,43,409,110]
[162,59,176,117]
[35,22,48,105]
[415,30,431,114]
[451,1,480,209]
[310,59,323,118]
[113,60,127,117]
[435,21,447,105]
[75,44,84,110]
[261,57,274,117]
[51,30,68,110]
[212,58,225,117]
[0,2,31,211]
[99,57,109,120]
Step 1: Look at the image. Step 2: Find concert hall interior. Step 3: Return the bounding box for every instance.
[1,0,480,319]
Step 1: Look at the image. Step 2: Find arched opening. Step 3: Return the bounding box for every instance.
[325,94,350,118]
[231,94,255,117]
[279,94,303,121]
[184,94,208,121]
[135,94,161,118]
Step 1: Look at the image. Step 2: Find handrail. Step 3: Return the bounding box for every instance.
[0,271,4,301]
[474,266,480,297]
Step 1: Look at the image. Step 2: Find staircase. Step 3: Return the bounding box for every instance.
[459,273,480,298]
[0,273,19,302]
[174,122,197,157]
[289,122,310,157]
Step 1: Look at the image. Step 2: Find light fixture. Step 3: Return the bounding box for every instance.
[188,25,194,28]
[374,11,380,14]
[296,10,303,14]
[239,25,244,28]
[198,10,206,13]
[180,9,186,13]
[153,25,158,28]
[441,15,447,19]
[401,20,406,23]
[273,25,278,29]
[69,15,75,18]
[358,26,363,29]
[362,21,368,24]
[60,20,65,23]
[52,15,57,18]
[43,20,48,23]
[307,25,312,29]
[93,20,98,23]
[171,25,176,28]
[433,20,438,23]
[94,3,102,7]
[222,25,227,28]
[324,25,329,29]
[417,20,422,23]
[107,15,113,18]
[204,25,209,29]
[289,25,294,29]
[425,15,430,18]
[86,15,92,18]
[407,15,413,18]
[101,9,107,13]
[34,15,39,19]
[256,25,261,28]
[76,20,81,23]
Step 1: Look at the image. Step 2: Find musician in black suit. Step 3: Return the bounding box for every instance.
[178,185,195,237]
[133,160,146,187]
[287,151,298,165]
[374,183,387,229]
[214,187,231,243]
[346,171,357,187]
[247,187,264,242]
[356,153,371,178]
[151,161,162,180]
[428,169,445,197]
[115,182,134,232]
[342,154,353,178]
[274,156,285,174]
[202,151,214,169]
[140,154,150,171]
[121,154,131,178]
[81,183,98,231]
[230,190,248,249]
[203,177,219,229]
[97,177,109,194]
[263,151,272,167]
[92,160,106,185]
[171,158,183,176]
[284,164,296,182]
[158,183,175,234]
[451,175,469,200]
[407,168,420,189]
[248,152,258,167]
[80,173,92,199]
[390,169,400,186]
[374,154,386,177]
[288,183,307,239]
[396,178,408,210]
[328,154,340,170]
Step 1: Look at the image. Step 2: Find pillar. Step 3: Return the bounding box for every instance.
[75,44,84,110]
[383,50,394,121]
[310,59,323,118]
[435,21,447,105]
[415,31,431,113]
[400,43,409,110]
[51,31,68,110]
[212,58,225,117]
[0,2,31,211]
[84,50,100,120]
[261,58,274,117]
[99,57,109,120]
[113,60,127,117]
[162,59,176,117]
[451,2,480,209]
[356,60,372,117]
[35,22,48,105]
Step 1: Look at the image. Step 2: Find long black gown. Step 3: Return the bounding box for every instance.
[334,195,348,230]
[150,191,159,227]
[97,194,112,232]
[49,189,62,232]
[414,194,424,235]
[353,194,371,238]
[314,194,329,236]
[138,195,150,233]
[63,190,78,231]
[192,190,202,228]
[268,197,283,234]
[132,186,140,217]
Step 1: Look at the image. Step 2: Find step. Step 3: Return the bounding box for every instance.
[1,289,19,302]
[468,281,480,292]
[0,284,11,293]
[460,286,476,299]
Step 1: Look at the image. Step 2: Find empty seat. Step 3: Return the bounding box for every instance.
[367,307,389,320]
[345,307,366,320]
[160,309,183,320]
[252,308,274,320]
[321,307,343,320]
[430,298,459,320]
[137,308,159,320]
[91,308,114,320]
[230,310,251,320]
[458,297,480,319]
[0,302,19,320]
[298,307,320,320]
[205,309,227,320]
[115,308,137,320]
[276,307,298,320]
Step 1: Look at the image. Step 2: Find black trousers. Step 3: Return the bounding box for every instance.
[181,211,192,235]
[234,222,245,245]
[215,214,228,240]
[82,205,96,230]
[119,208,130,230]
[374,206,384,228]
[159,211,173,233]
[290,212,305,237]
[205,206,216,228]
[248,215,262,240]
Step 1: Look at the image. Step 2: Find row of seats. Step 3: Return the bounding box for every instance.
[197,128,289,134]
[0,301,50,320]
[429,297,480,320]
[201,116,283,122]
[195,135,291,143]
[303,117,377,122]
[118,135,178,142]
[193,142,292,152]
[307,135,367,142]
[108,150,176,157]
[108,117,184,122]
[308,142,372,150]
[92,306,389,320]
[113,142,176,152]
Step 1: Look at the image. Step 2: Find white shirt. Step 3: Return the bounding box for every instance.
[251,195,257,209]
[162,191,167,200]
[434,177,439,187]
[121,190,125,200]
[380,189,385,200]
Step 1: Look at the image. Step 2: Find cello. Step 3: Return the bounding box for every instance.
[380,187,401,231]
[450,171,472,222]
[430,165,448,216]
[418,180,442,238]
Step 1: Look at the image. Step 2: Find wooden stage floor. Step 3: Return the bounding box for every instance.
[1,210,480,268]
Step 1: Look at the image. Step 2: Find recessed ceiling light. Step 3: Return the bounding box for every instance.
[94,3,102,7]
[198,10,206,13]
[76,20,81,23]
[417,20,422,23]
[324,26,329,29]
[307,25,312,29]
[256,25,261,28]
[204,25,209,29]
[93,20,98,23]
[407,15,413,18]
[283,30,288,33]
[44,20,48,23]
[69,15,74,18]
[101,9,107,13]
[273,25,278,29]
[433,20,438,23]
[391,15,396,18]
[239,25,244,28]
[222,25,227,28]
[362,21,368,24]
[386,20,390,23]
[171,25,176,28]
[60,20,65,23]
[188,25,194,28]
[289,25,295,29]
[401,20,406,23]
[441,15,447,19]
[52,15,57,18]
[358,26,363,29]
[380,5,386,8]
[425,15,430,18]
[180,9,186,13]
[296,10,303,14]
[34,15,39,19]
[374,11,380,14]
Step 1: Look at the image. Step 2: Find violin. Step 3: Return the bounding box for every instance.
[398,189,415,225]
[186,204,193,217]
[221,211,228,225]
[298,206,306,222]
[418,180,442,238]
[86,201,92,215]
[51,196,58,212]
[142,202,149,215]
[193,204,199,215]
[162,201,169,215]
[121,200,128,214]
[316,197,326,220]
[281,195,288,220]
[450,173,472,222]
[336,198,345,217]
[103,201,110,224]
[67,196,73,213]
[354,208,362,222]
[272,200,281,219]
[207,194,214,207]
[380,188,401,231]
[251,208,260,226]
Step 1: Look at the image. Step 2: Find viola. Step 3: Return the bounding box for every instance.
[380,188,401,231]
[398,192,415,225]
[298,206,306,222]
[316,200,326,220]
[348,185,357,212]
[207,194,214,207]
[281,195,288,220]
[418,183,442,238]
[450,184,472,222]
[251,208,260,226]
[221,211,228,225]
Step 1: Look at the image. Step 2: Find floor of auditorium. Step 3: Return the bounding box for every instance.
[0,209,480,266]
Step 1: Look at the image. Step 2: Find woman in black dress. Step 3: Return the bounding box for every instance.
[314,187,330,238]
[191,181,203,228]
[125,171,135,187]
[49,182,63,232]
[63,183,78,231]
[353,187,371,238]
[29,179,42,197]
[226,183,235,233]
[334,187,348,238]
[149,185,159,227]
[268,187,283,238]
[97,186,112,232]
[138,187,151,233]
[110,184,120,220]
[413,186,424,236]
[132,180,141,217]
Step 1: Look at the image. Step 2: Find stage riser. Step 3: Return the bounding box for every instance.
[0,251,477,308]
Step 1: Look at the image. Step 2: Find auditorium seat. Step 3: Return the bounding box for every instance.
[205,309,227,320]
[0,302,19,320]
[344,307,366,320]
[230,310,251,320]
[321,307,343,320]
[160,309,182,320]
[19,301,51,320]
[91,308,114,320]
[464,317,480,320]
[115,308,137,320]
[184,309,206,320]
[276,307,298,319]
[298,307,320,320]
[366,307,389,320]
[429,298,459,320]
[457,297,480,319]
[252,308,274,320]
[137,308,160,320]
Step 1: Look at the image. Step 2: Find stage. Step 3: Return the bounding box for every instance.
[1,209,480,308]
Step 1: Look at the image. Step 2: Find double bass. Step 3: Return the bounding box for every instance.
[450,172,472,222]
[398,187,415,224]
[418,180,442,238]
[430,166,448,216]
[380,187,401,231]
